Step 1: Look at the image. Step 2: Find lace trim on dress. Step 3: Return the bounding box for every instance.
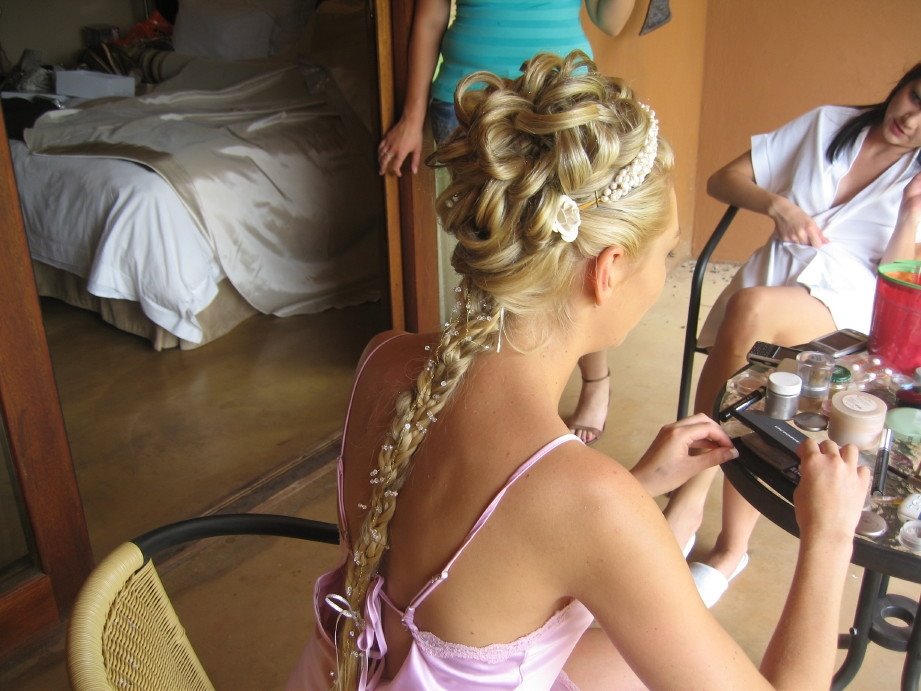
[412,600,583,663]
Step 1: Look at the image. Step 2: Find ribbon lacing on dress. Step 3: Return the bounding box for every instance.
[325,577,389,689]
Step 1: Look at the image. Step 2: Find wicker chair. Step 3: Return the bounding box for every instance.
[676,206,739,419]
[67,513,339,691]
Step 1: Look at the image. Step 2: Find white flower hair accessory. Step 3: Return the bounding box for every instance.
[552,194,581,243]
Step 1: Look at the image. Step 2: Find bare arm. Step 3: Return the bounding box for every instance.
[551,435,866,688]
[583,0,636,36]
[708,151,828,247]
[378,0,451,176]
[882,171,921,263]
[760,439,869,685]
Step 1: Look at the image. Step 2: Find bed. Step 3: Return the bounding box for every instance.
[10,0,383,350]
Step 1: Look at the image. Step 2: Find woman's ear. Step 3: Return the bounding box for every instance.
[590,245,627,304]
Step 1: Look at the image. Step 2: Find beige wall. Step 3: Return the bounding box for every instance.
[585,0,708,260]
[694,0,921,261]
[0,0,145,67]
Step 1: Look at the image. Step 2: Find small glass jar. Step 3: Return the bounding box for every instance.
[764,371,801,420]
[830,365,852,392]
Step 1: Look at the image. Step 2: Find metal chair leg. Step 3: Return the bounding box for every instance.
[676,206,738,420]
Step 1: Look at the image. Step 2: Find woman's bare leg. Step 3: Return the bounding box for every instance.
[705,481,763,576]
[567,350,611,444]
[665,285,836,567]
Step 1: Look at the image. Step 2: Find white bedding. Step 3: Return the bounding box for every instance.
[16,55,381,345]
[12,139,222,342]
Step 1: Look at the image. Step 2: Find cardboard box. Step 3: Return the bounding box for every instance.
[54,70,135,99]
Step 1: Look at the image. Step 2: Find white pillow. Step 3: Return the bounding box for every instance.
[173,2,275,61]
[174,0,315,60]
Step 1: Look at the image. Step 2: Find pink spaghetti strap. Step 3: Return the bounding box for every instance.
[335,332,411,537]
[403,433,581,624]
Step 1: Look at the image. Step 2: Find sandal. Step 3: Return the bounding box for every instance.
[567,370,611,446]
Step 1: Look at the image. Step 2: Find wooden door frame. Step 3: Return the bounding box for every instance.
[0,116,93,659]
[375,0,441,333]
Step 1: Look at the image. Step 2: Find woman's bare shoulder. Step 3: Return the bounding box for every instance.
[355,330,436,374]
[357,329,411,366]
[513,442,655,530]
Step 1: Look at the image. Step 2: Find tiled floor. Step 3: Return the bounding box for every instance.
[3,261,916,689]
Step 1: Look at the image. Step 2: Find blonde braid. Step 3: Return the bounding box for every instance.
[333,281,502,688]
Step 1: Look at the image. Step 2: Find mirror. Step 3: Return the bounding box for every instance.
[0,0,391,555]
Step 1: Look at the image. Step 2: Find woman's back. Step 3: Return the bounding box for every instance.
[338,332,601,682]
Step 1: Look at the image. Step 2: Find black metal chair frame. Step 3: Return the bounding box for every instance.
[132,512,340,561]
[676,205,739,420]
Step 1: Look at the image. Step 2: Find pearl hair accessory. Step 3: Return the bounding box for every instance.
[580,102,659,209]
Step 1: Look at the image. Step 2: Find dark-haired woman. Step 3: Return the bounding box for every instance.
[665,63,921,607]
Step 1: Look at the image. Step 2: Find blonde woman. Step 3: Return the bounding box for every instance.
[288,52,869,690]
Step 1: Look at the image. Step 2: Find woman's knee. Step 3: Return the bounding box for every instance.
[716,287,773,347]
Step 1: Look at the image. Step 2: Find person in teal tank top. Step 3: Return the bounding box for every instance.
[431,1,594,105]
[379,0,636,446]
[379,1,634,175]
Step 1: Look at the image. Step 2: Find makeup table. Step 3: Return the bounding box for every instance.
[716,366,921,691]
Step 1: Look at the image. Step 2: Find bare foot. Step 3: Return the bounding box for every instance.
[566,371,610,445]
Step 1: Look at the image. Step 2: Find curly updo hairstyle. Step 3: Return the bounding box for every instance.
[332,50,673,689]
[435,49,675,344]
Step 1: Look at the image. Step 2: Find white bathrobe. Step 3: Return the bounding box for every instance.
[698,105,921,348]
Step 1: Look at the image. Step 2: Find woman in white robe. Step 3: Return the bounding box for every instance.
[666,62,921,608]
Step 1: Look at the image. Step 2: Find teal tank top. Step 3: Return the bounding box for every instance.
[431,0,593,104]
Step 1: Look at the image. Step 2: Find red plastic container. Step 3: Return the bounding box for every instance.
[868,261,921,375]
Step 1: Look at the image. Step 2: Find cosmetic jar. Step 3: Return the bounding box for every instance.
[822,366,853,414]
[899,520,921,554]
[855,510,887,539]
[827,391,888,450]
[796,350,835,399]
[829,366,852,393]
[886,407,921,444]
[764,371,801,420]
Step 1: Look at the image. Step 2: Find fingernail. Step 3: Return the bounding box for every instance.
[728,446,739,459]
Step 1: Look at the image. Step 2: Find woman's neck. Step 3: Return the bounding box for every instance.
[862,123,916,164]
[833,124,912,207]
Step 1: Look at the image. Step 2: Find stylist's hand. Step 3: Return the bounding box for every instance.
[770,196,828,247]
[379,117,423,176]
[631,413,739,497]
[793,439,869,543]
